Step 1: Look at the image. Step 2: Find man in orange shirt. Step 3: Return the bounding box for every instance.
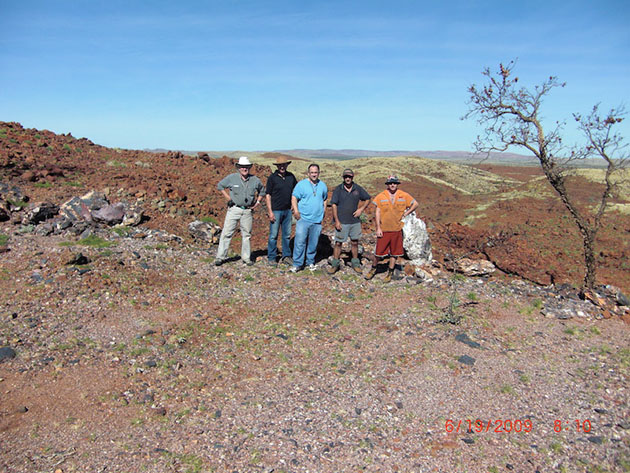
[365,175,418,282]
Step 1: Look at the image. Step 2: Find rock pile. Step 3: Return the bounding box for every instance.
[1,184,145,237]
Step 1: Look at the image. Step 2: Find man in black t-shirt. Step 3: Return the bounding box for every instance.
[265,156,298,266]
[328,168,370,274]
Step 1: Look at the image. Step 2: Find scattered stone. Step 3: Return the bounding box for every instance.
[457,355,476,366]
[455,332,482,349]
[0,182,27,204]
[402,213,432,266]
[34,222,54,236]
[617,421,630,430]
[66,252,90,265]
[587,436,604,444]
[461,437,474,444]
[455,258,496,276]
[145,360,157,368]
[188,220,222,244]
[0,346,17,362]
[21,202,59,225]
[122,204,143,226]
[617,291,630,307]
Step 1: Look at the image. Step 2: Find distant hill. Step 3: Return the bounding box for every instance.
[143,148,609,168]
[144,147,537,165]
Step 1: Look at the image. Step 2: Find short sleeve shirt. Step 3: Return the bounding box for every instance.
[217,173,265,207]
[373,189,416,232]
[266,171,297,210]
[331,183,370,224]
[292,179,328,223]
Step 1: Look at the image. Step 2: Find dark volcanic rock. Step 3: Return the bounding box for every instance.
[0,346,17,362]
[22,202,59,224]
[457,355,476,366]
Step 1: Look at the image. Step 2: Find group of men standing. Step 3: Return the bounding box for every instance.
[214,156,417,281]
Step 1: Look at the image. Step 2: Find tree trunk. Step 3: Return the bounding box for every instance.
[582,229,597,293]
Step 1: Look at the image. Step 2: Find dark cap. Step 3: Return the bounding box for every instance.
[342,168,354,177]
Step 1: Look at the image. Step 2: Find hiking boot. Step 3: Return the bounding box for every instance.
[243,259,254,266]
[383,270,393,283]
[327,258,340,274]
[351,258,362,274]
[364,267,377,280]
[289,266,300,273]
[280,256,293,265]
[307,264,318,272]
[214,258,225,266]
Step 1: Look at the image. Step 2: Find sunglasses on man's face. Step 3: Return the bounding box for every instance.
[343,175,353,179]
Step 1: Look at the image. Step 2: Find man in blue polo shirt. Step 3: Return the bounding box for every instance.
[328,168,370,274]
[290,163,328,272]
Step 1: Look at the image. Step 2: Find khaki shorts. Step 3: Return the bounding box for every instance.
[334,222,361,243]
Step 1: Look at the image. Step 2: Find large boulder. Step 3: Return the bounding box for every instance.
[122,203,144,226]
[454,257,496,276]
[92,203,126,225]
[21,202,59,225]
[188,220,221,244]
[402,212,432,266]
[0,183,28,220]
[60,191,109,223]
[0,182,27,204]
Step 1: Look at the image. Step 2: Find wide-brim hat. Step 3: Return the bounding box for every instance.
[385,175,401,184]
[273,156,292,166]
[236,156,252,167]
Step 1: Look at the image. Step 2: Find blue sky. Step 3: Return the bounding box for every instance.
[1,0,629,152]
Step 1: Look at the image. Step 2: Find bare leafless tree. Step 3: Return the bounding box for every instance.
[464,60,628,293]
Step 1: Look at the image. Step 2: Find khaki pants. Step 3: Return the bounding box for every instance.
[216,207,253,262]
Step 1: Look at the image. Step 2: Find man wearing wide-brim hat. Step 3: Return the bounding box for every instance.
[365,175,418,282]
[265,156,298,266]
[215,156,266,266]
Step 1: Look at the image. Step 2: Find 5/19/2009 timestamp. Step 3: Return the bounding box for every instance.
[445,419,592,433]
[445,419,533,433]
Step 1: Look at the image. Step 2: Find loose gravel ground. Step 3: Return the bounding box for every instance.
[1,232,629,473]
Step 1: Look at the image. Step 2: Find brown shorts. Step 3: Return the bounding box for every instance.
[375,230,404,257]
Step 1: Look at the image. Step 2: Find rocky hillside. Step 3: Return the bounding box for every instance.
[2,121,629,293]
[1,121,629,472]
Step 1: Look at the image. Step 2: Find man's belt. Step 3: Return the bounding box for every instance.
[227,200,252,210]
